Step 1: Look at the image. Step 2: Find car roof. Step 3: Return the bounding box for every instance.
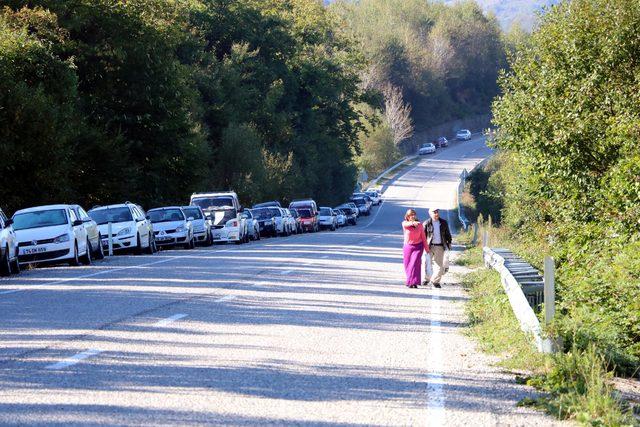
[148,206,184,211]
[89,203,131,211]
[191,192,237,198]
[13,204,71,215]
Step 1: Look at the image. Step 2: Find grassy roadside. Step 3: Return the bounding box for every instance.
[456,238,639,426]
[365,157,419,190]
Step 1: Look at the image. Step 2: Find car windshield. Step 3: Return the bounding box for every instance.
[319,208,332,216]
[148,208,184,223]
[191,197,234,211]
[241,210,253,219]
[182,207,203,220]
[252,208,273,220]
[366,192,376,197]
[298,209,312,217]
[353,198,366,205]
[88,207,132,225]
[269,208,282,217]
[13,209,68,230]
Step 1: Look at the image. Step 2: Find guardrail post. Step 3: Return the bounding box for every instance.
[107,222,113,257]
[544,256,555,325]
[482,230,488,248]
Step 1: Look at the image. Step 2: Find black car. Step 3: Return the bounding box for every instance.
[432,136,448,148]
[336,206,357,225]
[252,207,278,237]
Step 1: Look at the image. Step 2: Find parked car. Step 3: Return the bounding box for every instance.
[289,209,304,234]
[240,209,261,241]
[148,207,194,249]
[190,192,248,244]
[12,204,94,266]
[252,201,281,209]
[350,197,370,216]
[341,202,360,217]
[252,207,278,237]
[335,209,347,227]
[433,136,449,148]
[297,208,318,232]
[69,205,104,261]
[0,207,19,275]
[89,202,154,254]
[182,206,212,246]
[289,199,318,232]
[336,206,358,225]
[282,208,297,235]
[318,207,337,231]
[418,142,436,155]
[456,129,472,141]
[365,190,381,205]
[352,193,373,213]
[365,188,383,203]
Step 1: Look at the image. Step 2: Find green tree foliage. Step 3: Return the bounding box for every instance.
[333,0,506,129]
[492,0,640,374]
[0,0,364,212]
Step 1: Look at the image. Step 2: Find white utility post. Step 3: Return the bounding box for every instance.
[482,230,489,248]
[544,256,555,324]
[107,222,113,257]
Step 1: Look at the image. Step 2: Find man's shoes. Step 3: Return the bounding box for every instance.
[433,282,442,288]
[421,280,430,287]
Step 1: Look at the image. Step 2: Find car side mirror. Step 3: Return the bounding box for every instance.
[145,215,151,220]
[5,219,13,227]
[72,220,83,227]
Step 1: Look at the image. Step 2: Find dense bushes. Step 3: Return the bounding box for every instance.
[490,0,640,376]
[0,0,364,213]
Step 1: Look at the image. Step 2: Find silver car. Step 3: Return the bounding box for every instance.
[182,206,212,246]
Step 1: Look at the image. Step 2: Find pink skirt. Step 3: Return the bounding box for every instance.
[403,242,423,286]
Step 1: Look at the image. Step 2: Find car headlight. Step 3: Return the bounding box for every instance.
[117,227,131,236]
[53,234,70,244]
[226,220,239,228]
[176,225,187,232]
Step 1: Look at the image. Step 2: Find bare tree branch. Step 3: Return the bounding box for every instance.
[382,84,414,145]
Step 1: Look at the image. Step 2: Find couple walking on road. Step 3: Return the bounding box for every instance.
[402,208,452,288]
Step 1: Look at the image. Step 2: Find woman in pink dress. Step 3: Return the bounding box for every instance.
[402,209,429,288]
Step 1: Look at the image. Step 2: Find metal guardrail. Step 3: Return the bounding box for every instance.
[457,169,469,230]
[365,155,418,190]
[483,246,557,353]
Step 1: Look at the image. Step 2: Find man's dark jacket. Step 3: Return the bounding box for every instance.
[423,218,452,250]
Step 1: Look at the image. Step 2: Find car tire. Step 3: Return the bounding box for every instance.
[81,239,92,265]
[1,246,11,277]
[135,234,143,255]
[95,235,105,260]
[145,233,155,254]
[206,231,213,246]
[69,242,80,266]
[10,248,20,274]
[256,228,261,240]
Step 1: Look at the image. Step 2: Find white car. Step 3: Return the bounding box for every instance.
[12,204,95,266]
[364,190,381,205]
[182,206,212,246]
[456,129,472,141]
[271,208,288,237]
[69,205,104,262]
[190,192,248,244]
[89,203,155,254]
[283,208,297,235]
[318,207,337,231]
[418,143,436,155]
[0,208,19,275]
[241,209,261,241]
[335,209,347,227]
[148,207,194,249]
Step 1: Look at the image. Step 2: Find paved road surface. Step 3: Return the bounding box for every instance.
[0,136,563,426]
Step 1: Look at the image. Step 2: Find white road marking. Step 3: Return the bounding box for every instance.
[0,289,22,295]
[320,255,329,259]
[153,313,188,327]
[427,292,445,426]
[279,270,293,275]
[215,295,236,303]
[45,349,103,370]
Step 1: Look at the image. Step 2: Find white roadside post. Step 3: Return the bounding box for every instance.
[542,255,556,353]
[107,222,113,257]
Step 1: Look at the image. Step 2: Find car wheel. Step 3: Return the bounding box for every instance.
[81,239,92,265]
[0,246,11,276]
[206,231,213,246]
[190,234,196,249]
[10,249,20,274]
[69,242,80,266]
[145,233,155,254]
[256,228,261,240]
[135,234,143,255]
[95,235,105,260]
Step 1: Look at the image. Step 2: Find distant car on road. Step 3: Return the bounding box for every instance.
[418,143,436,155]
[365,190,381,205]
[350,197,370,216]
[182,206,212,246]
[433,137,448,148]
[289,199,318,232]
[0,207,19,275]
[89,202,155,254]
[456,129,472,141]
[12,204,95,266]
[335,205,357,225]
[148,207,194,249]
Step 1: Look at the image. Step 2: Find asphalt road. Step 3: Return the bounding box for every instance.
[0,136,562,426]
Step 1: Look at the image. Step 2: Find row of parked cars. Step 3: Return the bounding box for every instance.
[417,129,472,155]
[0,188,384,276]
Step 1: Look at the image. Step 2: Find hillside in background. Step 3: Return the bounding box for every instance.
[443,0,560,30]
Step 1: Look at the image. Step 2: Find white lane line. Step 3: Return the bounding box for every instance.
[0,289,22,295]
[215,295,237,303]
[320,255,329,259]
[279,270,293,275]
[427,292,445,426]
[45,349,103,370]
[153,313,188,327]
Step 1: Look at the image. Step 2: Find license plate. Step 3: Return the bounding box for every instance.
[23,247,47,255]
[157,236,170,241]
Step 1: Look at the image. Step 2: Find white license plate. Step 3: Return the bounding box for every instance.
[23,247,47,255]
[156,236,171,241]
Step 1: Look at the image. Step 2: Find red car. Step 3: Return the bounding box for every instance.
[289,199,318,233]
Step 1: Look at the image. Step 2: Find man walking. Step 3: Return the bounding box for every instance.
[422,208,452,288]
